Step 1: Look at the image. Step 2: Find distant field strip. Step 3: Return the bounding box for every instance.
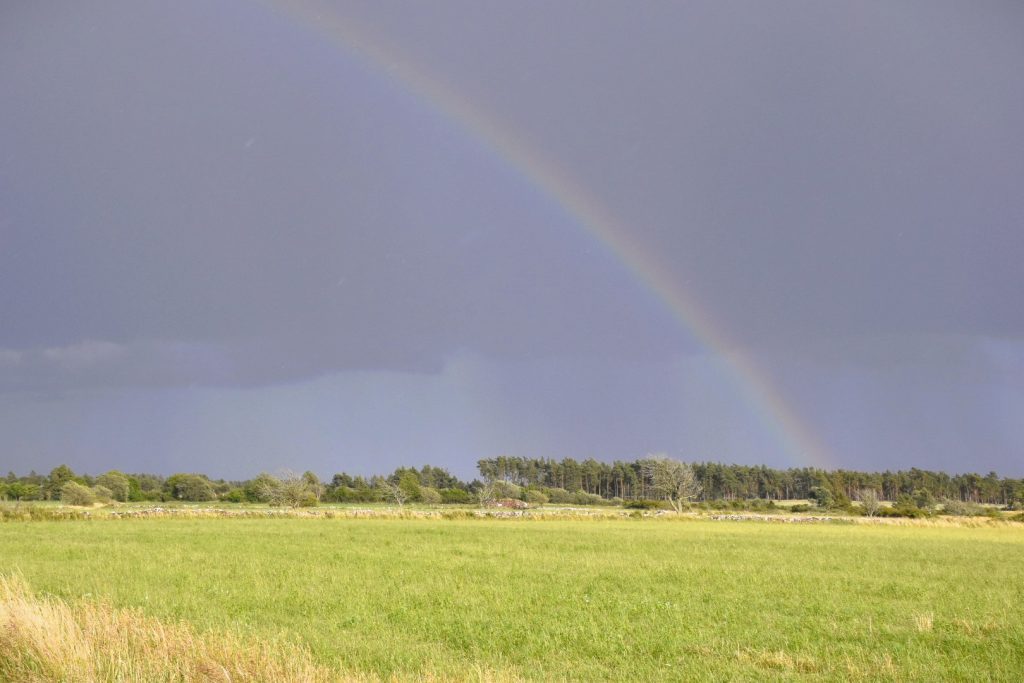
[1,519,1022,681]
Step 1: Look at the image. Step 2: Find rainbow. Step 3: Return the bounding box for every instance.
[257,0,832,469]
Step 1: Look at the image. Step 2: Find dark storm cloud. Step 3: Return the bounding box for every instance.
[0,0,681,391]
[337,0,1024,343]
[1,1,1022,476]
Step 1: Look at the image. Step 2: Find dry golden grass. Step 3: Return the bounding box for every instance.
[0,574,336,683]
[733,647,820,674]
[852,515,1012,528]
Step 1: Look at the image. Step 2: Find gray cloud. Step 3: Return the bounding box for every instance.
[0,0,686,393]
[334,0,1024,343]
[1,1,1022,475]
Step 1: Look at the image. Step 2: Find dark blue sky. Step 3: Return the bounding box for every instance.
[1,1,1022,478]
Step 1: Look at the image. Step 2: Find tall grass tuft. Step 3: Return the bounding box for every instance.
[0,574,335,682]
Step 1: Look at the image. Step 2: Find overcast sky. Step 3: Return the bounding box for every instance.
[2,1,1022,479]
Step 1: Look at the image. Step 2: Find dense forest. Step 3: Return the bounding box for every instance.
[2,457,1021,508]
[475,456,1023,505]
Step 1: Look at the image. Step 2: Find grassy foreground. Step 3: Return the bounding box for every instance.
[1,518,1022,681]
[0,574,336,682]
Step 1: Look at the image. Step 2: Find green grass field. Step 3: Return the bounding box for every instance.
[1,518,1022,681]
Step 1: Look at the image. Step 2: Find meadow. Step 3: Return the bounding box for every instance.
[1,516,1022,681]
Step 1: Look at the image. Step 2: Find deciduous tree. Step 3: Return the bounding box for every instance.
[96,471,131,502]
[164,473,216,502]
[859,488,881,517]
[642,456,701,513]
[377,479,409,507]
[61,481,95,506]
[46,465,76,500]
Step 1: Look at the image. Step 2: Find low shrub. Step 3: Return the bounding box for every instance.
[524,490,549,506]
[941,499,984,517]
[491,481,522,499]
[572,491,605,506]
[877,505,927,519]
[809,487,834,509]
[624,499,666,510]
[91,485,113,504]
[61,482,95,507]
[419,487,443,505]
[543,488,575,504]
[221,488,246,503]
[885,494,929,518]
[439,488,471,505]
[830,491,853,511]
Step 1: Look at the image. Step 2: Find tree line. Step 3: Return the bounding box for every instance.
[476,456,1023,506]
[1,457,1021,508]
